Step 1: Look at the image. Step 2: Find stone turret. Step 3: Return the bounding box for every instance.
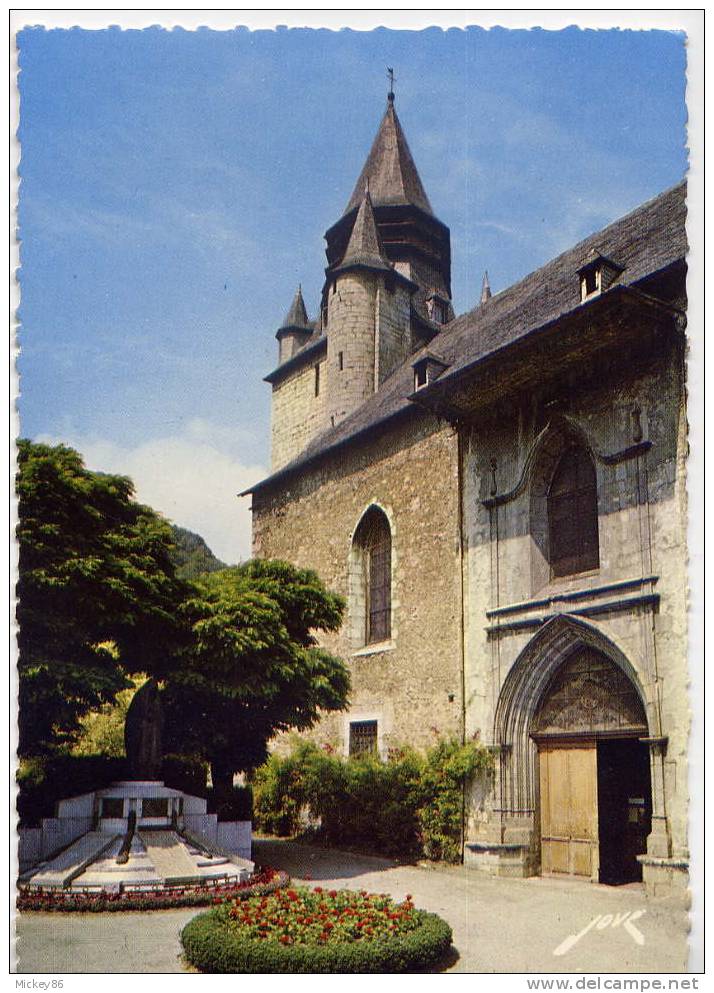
[264,93,450,468]
[323,94,453,347]
[325,188,416,428]
[276,285,312,363]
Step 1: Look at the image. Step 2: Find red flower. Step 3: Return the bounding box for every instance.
[314,886,323,893]
[328,890,338,898]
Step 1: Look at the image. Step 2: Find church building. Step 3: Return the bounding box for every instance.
[244,90,689,899]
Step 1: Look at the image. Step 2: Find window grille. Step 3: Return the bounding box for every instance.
[362,512,391,643]
[141,798,169,818]
[548,446,599,577]
[100,798,124,818]
[352,506,392,646]
[349,720,378,756]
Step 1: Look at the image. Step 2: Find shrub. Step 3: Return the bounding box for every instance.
[420,737,494,863]
[253,745,309,836]
[252,736,493,862]
[181,886,453,973]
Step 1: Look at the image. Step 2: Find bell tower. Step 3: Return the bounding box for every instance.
[325,186,416,428]
[323,91,453,351]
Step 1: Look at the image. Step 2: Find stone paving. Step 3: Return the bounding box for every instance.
[14,838,693,974]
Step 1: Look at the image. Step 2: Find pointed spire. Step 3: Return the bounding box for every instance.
[480,270,492,304]
[343,100,433,217]
[338,189,392,273]
[280,284,310,330]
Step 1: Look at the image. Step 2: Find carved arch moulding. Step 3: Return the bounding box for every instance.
[482,414,652,511]
[492,615,653,816]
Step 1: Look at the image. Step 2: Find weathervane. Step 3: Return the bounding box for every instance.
[387,66,396,101]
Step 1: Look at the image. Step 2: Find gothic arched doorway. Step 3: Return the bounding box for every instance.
[531,648,651,884]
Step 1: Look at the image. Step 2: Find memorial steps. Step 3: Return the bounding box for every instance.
[137,830,204,884]
[25,831,120,889]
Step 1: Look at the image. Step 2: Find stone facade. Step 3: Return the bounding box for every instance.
[269,350,326,472]
[246,95,688,899]
[460,336,689,891]
[252,413,463,753]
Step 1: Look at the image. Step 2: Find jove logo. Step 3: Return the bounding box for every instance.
[553,910,646,956]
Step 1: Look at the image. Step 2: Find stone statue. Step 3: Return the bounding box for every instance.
[124,678,164,780]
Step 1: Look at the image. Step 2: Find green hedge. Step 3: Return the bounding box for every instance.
[181,906,452,973]
[253,736,493,862]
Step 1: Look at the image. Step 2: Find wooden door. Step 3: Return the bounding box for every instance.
[539,742,599,879]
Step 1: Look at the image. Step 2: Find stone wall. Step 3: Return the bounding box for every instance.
[252,411,463,754]
[461,339,689,874]
[376,282,412,386]
[326,272,378,427]
[270,352,327,471]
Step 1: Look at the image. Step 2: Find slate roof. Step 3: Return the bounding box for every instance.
[343,100,434,217]
[249,181,686,495]
[279,285,311,331]
[335,190,392,273]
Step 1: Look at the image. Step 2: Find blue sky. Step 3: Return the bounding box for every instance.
[16,25,687,561]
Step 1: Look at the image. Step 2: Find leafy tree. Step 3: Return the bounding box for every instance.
[16,440,189,755]
[71,674,148,758]
[17,442,350,786]
[163,560,350,791]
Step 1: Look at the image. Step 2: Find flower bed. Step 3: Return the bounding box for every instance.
[181,886,453,973]
[17,867,288,913]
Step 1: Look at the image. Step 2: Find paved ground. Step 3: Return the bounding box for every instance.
[15,838,691,974]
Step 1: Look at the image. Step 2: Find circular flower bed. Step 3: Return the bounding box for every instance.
[181,885,453,973]
[17,867,288,913]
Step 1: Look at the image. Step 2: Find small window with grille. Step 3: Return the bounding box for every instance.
[141,797,169,818]
[100,798,124,819]
[349,720,378,757]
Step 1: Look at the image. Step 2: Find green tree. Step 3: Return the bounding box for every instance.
[16,440,189,755]
[71,673,148,758]
[163,560,350,791]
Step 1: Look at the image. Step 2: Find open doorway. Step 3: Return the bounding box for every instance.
[597,738,652,885]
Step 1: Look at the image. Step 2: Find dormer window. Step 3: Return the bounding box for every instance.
[582,267,600,299]
[412,352,449,392]
[426,291,450,325]
[577,249,624,302]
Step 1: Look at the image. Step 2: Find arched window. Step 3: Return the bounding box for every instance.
[352,507,392,644]
[548,446,599,577]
